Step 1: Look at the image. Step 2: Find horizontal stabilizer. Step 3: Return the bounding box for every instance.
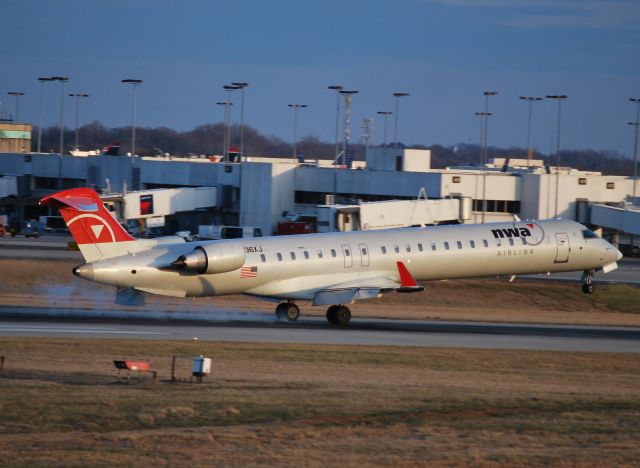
[40,191,99,212]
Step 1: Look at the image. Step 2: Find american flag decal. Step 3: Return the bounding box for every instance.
[240,266,258,278]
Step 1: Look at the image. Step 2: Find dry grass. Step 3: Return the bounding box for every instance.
[0,338,639,466]
[2,259,640,326]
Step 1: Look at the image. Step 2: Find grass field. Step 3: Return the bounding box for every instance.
[1,338,639,466]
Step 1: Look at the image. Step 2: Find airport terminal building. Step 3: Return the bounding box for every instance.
[0,145,638,250]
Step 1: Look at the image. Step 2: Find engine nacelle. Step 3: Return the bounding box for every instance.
[171,242,246,275]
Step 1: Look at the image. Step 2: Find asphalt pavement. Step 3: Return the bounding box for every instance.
[1,306,639,353]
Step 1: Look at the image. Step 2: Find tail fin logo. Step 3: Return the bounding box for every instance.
[67,213,117,243]
[91,224,104,239]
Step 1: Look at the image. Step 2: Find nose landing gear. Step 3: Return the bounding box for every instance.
[581,270,595,294]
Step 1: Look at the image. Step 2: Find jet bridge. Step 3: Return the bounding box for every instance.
[316,196,467,232]
[590,204,640,236]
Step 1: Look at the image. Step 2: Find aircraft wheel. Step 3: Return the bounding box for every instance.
[326,305,339,325]
[582,283,595,294]
[335,306,351,326]
[275,303,288,321]
[284,303,300,322]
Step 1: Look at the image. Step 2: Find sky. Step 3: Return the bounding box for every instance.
[1,0,640,156]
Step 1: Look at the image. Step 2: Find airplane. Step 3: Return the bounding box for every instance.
[40,187,623,326]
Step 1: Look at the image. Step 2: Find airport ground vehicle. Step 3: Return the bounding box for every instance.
[8,219,44,238]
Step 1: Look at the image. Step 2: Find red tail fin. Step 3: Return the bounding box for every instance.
[40,188,134,245]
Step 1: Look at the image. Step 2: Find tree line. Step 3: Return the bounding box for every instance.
[34,120,634,176]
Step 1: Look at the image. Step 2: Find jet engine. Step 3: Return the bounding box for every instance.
[170,242,246,274]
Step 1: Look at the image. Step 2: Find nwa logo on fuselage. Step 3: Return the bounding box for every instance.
[491,223,545,246]
[491,227,531,239]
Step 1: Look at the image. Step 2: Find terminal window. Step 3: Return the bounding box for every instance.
[472,199,520,214]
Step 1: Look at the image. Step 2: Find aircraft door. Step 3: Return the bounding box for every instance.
[341,244,353,268]
[358,243,370,267]
[554,233,570,263]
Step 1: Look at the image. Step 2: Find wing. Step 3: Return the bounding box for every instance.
[312,262,424,306]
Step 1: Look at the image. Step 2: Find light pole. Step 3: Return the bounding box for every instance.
[7,92,24,122]
[216,101,233,160]
[223,85,240,160]
[69,93,89,150]
[231,82,248,161]
[122,79,143,156]
[475,111,491,223]
[480,91,497,223]
[37,77,54,152]
[51,77,69,190]
[288,104,307,161]
[328,85,343,161]
[392,92,409,151]
[377,111,392,147]
[546,94,568,218]
[51,77,69,158]
[339,90,358,167]
[629,98,640,205]
[519,96,543,168]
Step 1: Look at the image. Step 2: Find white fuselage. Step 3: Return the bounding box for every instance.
[79,219,620,302]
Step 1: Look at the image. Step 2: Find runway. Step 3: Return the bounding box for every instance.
[1,306,639,353]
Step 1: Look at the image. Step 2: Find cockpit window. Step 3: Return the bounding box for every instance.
[582,229,599,239]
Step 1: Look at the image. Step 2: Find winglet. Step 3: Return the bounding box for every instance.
[396,261,425,293]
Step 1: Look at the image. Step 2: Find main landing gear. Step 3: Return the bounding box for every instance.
[275,302,300,322]
[581,270,595,294]
[274,302,352,326]
[326,305,351,326]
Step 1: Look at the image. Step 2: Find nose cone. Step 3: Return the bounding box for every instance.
[73,263,94,281]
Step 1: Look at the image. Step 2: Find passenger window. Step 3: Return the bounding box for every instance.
[418,243,423,252]
[496,239,502,247]
[405,244,411,253]
[508,238,514,246]
[522,237,527,245]
[317,249,323,258]
[444,242,450,250]
[277,253,283,261]
[483,239,488,248]
[345,249,351,257]
[361,247,367,255]
[260,254,266,263]
[431,242,436,251]
[457,241,462,249]
[331,249,336,257]
[470,240,475,248]
[290,252,296,260]
[304,251,309,259]
[394,245,400,253]
[381,246,387,254]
